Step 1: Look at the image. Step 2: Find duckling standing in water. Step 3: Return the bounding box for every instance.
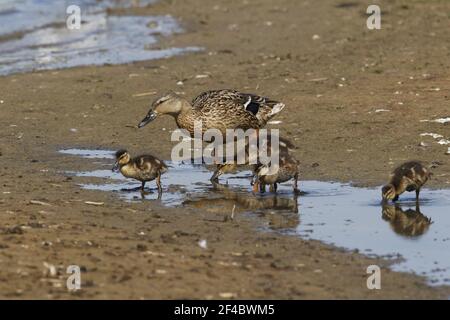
[382,161,431,203]
[112,150,168,195]
[209,135,297,182]
[253,152,300,194]
[137,90,285,136]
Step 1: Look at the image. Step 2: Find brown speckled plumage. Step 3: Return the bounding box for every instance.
[138,89,285,136]
[254,152,300,194]
[382,161,431,202]
[113,150,168,193]
[210,135,296,182]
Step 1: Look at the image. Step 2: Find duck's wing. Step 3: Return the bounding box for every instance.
[237,92,285,126]
[192,90,285,127]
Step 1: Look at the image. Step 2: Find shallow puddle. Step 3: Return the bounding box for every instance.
[0,0,200,75]
[59,148,450,285]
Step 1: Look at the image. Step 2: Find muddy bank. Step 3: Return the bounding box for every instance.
[1,0,450,298]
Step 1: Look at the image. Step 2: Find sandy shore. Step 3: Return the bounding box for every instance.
[0,0,449,299]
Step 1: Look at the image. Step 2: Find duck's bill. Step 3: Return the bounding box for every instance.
[138,111,157,128]
[112,161,119,172]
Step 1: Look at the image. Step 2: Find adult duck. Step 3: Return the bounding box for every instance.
[137,89,285,136]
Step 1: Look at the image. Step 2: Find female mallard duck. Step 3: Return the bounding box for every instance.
[137,89,285,136]
[210,135,296,182]
[382,161,431,203]
[112,150,168,194]
[252,152,300,194]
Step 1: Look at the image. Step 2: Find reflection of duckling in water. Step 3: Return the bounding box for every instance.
[213,182,300,229]
[382,203,432,237]
[210,180,299,213]
[112,150,168,195]
[183,181,299,230]
[253,152,300,194]
[382,161,432,203]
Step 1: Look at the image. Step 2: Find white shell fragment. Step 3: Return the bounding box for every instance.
[198,239,208,249]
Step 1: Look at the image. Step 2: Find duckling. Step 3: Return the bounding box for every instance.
[382,203,432,237]
[253,152,300,194]
[382,161,431,203]
[137,89,285,136]
[210,135,296,182]
[112,150,168,194]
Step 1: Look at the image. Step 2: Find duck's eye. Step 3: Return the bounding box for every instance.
[155,96,170,105]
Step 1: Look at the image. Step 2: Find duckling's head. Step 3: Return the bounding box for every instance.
[138,91,185,128]
[210,163,237,181]
[382,184,396,202]
[112,149,130,172]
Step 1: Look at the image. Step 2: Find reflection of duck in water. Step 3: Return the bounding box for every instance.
[183,181,300,230]
[382,203,432,237]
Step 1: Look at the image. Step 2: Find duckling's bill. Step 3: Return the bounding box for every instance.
[112,161,120,172]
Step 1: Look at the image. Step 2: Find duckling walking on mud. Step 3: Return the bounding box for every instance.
[382,161,431,203]
[137,89,285,136]
[112,150,168,195]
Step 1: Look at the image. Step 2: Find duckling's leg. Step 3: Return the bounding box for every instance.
[156,173,163,194]
[415,201,421,214]
[141,181,146,192]
[260,183,266,193]
[210,167,222,182]
[293,174,300,194]
[252,180,259,193]
[415,188,421,203]
[269,183,278,193]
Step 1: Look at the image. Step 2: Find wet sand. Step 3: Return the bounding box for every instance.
[1,0,450,299]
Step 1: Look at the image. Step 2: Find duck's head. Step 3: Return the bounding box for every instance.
[138,91,184,128]
[112,149,130,172]
[381,184,396,202]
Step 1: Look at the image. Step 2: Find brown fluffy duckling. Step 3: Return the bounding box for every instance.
[253,152,300,194]
[137,90,285,136]
[112,150,168,194]
[382,161,431,203]
[210,135,297,182]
